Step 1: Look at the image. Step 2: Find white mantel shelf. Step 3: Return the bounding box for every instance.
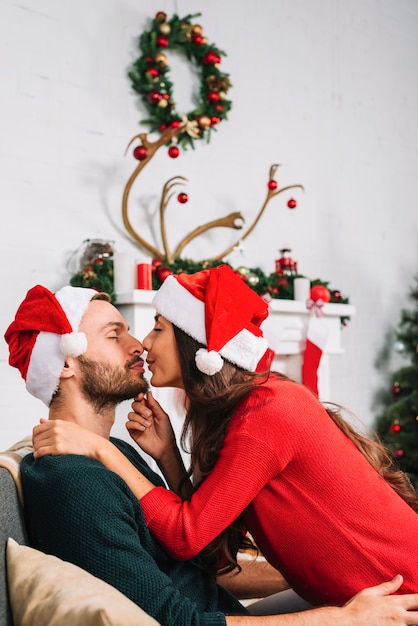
[116,290,355,401]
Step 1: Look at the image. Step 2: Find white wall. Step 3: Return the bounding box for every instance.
[1,0,417,448]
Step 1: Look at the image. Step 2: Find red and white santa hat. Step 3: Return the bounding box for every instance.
[4,284,99,406]
[152,264,273,375]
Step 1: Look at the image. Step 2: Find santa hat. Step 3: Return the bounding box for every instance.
[4,285,99,406]
[152,265,273,375]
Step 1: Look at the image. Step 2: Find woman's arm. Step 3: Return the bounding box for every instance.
[127,392,193,499]
[33,392,193,500]
[32,419,157,495]
[33,418,279,560]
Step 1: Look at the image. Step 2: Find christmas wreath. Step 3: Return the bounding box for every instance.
[128,12,232,150]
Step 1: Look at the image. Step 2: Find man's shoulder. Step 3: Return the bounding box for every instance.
[20,437,165,492]
[110,437,165,487]
[21,450,117,492]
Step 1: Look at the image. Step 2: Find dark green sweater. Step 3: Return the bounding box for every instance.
[21,437,246,626]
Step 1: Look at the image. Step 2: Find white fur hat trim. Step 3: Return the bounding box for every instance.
[153,276,268,373]
[195,348,224,375]
[60,331,88,357]
[25,286,97,407]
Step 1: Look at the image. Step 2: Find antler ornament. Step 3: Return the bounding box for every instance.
[121,130,304,263]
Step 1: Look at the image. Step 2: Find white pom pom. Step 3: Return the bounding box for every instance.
[195,348,223,375]
[60,332,88,357]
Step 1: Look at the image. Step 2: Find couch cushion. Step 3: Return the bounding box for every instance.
[7,539,161,626]
[0,437,33,506]
[0,438,31,626]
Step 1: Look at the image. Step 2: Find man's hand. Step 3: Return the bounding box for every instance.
[341,574,418,625]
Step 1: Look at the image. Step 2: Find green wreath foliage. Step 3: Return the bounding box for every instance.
[128,12,232,150]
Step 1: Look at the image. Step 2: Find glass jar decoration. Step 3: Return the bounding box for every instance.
[275,248,298,275]
[77,238,115,270]
[68,239,116,302]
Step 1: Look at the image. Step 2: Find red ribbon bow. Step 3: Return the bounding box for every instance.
[306,298,326,317]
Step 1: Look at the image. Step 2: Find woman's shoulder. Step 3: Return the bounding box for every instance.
[251,373,313,403]
[235,373,323,428]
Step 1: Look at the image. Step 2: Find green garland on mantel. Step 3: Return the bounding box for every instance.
[69,256,351,326]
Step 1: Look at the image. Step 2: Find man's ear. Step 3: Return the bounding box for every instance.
[60,356,78,379]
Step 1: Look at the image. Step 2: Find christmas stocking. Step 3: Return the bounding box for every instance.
[301,311,328,397]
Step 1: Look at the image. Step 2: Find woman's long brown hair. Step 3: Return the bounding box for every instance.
[173,325,418,576]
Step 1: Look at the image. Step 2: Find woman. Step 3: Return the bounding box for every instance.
[33,264,418,608]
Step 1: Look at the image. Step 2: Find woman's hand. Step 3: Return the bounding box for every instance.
[32,419,107,460]
[126,391,176,461]
[127,392,192,498]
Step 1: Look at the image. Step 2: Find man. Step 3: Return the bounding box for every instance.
[4,284,418,626]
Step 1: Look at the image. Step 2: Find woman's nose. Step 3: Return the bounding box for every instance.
[141,332,152,351]
[130,336,144,354]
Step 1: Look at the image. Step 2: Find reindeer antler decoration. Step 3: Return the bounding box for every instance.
[121,124,304,263]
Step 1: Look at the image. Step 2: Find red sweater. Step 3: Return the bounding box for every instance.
[140,376,418,606]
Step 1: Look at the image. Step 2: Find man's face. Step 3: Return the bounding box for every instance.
[76,299,148,408]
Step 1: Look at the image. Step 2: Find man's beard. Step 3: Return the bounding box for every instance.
[78,356,148,412]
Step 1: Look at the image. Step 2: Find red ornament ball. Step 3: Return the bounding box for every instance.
[146,68,159,78]
[148,90,161,104]
[268,179,278,191]
[207,91,220,103]
[390,422,402,433]
[210,116,220,126]
[287,198,297,209]
[156,266,173,283]
[331,290,342,302]
[310,285,331,303]
[393,448,404,458]
[133,145,148,161]
[155,11,167,21]
[391,383,401,396]
[177,192,189,204]
[168,145,180,158]
[203,51,220,65]
[156,36,169,48]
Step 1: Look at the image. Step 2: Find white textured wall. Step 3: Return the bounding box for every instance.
[1,0,417,448]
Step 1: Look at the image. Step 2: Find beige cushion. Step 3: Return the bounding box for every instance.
[7,538,160,626]
[0,436,33,504]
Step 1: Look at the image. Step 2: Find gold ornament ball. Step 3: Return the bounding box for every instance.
[247,273,260,287]
[198,115,211,129]
[157,98,168,108]
[219,91,227,100]
[191,24,203,35]
[159,23,171,35]
[155,52,167,66]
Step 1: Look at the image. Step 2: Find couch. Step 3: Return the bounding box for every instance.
[0,439,160,626]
